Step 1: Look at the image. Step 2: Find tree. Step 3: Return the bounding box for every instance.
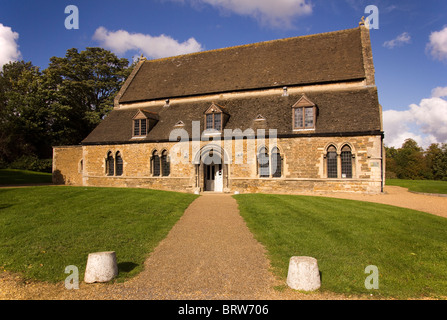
[393,139,429,179]
[429,143,447,180]
[0,61,51,162]
[0,48,134,169]
[385,146,398,179]
[42,47,131,146]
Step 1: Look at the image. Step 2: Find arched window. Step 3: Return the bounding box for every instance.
[152,150,160,177]
[106,151,114,176]
[271,147,282,178]
[161,150,170,177]
[327,145,338,178]
[115,151,123,176]
[341,145,352,178]
[258,147,269,178]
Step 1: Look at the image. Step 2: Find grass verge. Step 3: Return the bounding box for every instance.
[0,169,52,185]
[234,193,447,299]
[386,179,447,195]
[0,186,198,282]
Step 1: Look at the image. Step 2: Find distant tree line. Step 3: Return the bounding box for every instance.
[0,48,134,172]
[386,139,447,181]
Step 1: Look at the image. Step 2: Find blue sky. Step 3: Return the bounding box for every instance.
[1,0,446,148]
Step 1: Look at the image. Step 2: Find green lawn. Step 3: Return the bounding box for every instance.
[0,169,52,185]
[0,186,198,282]
[386,179,447,195]
[234,193,447,299]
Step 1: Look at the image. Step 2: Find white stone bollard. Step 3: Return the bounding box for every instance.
[286,256,321,291]
[84,251,118,283]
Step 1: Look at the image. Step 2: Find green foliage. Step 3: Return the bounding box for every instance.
[0,48,134,166]
[8,156,52,173]
[386,139,447,181]
[42,47,132,146]
[0,61,50,162]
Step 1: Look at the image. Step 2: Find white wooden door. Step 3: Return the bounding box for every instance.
[214,167,223,192]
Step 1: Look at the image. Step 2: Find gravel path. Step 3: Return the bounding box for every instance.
[103,193,279,299]
[1,187,445,300]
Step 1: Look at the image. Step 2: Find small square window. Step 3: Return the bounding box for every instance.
[133,119,147,136]
[205,113,222,131]
[292,95,316,131]
[293,107,315,130]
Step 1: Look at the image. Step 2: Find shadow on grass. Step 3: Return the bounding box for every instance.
[118,262,139,273]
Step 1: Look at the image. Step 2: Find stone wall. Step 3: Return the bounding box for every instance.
[52,146,83,185]
[53,134,384,194]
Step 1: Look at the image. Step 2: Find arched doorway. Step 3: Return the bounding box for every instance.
[203,151,223,192]
[193,144,229,192]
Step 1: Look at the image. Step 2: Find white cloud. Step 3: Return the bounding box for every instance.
[0,23,21,68]
[176,0,312,29]
[383,95,447,148]
[431,86,447,98]
[427,26,447,61]
[92,27,203,60]
[409,97,447,142]
[383,32,411,49]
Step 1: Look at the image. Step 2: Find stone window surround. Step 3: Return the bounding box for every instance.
[150,149,170,177]
[257,146,283,179]
[323,143,356,179]
[105,150,124,177]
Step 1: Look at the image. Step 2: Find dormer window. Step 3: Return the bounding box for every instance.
[206,113,221,130]
[132,109,159,138]
[292,95,316,131]
[294,107,314,129]
[204,103,228,133]
[133,119,148,136]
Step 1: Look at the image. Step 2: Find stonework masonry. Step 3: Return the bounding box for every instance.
[52,145,83,185]
[53,134,383,194]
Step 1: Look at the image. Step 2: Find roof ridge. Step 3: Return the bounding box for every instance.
[144,27,361,64]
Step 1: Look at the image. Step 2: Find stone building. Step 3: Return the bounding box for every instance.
[53,25,385,194]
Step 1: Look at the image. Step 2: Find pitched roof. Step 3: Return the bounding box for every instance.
[82,87,382,145]
[118,27,369,103]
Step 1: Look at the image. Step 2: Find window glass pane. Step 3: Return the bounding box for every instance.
[134,120,140,136]
[341,148,352,178]
[214,113,221,131]
[272,151,281,178]
[327,150,337,178]
[294,108,303,128]
[153,152,160,176]
[206,114,213,130]
[107,152,114,176]
[140,119,147,135]
[161,151,170,176]
[304,107,314,128]
[259,150,269,177]
[115,153,123,176]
